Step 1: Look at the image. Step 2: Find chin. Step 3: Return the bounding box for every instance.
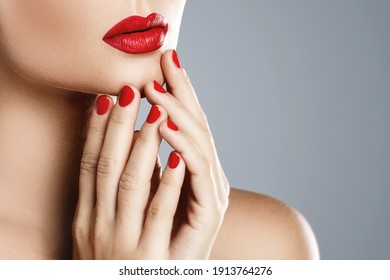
[26,57,165,98]
[3,41,168,97]
[87,66,164,97]
[66,53,166,97]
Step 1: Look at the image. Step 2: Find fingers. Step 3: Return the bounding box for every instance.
[144,81,212,153]
[76,86,170,258]
[78,95,114,218]
[144,79,228,200]
[115,105,168,241]
[75,95,114,258]
[159,119,218,206]
[138,152,186,254]
[144,54,229,200]
[144,50,216,155]
[94,86,141,220]
[160,50,205,122]
[75,52,229,259]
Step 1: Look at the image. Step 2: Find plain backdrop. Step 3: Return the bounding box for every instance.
[138,0,390,259]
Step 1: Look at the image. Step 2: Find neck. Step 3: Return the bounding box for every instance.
[0,63,96,259]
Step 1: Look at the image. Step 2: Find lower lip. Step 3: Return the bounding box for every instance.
[103,27,167,54]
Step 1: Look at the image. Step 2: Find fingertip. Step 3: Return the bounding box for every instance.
[161,49,182,69]
[153,80,167,94]
[143,80,164,102]
[158,119,183,155]
[128,85,142,100]
[160,50,184,93]
[145,104,168,125]
[158,119,169,135]
[172,50,182,69]
[168,151,181,169]
[95,94,113,116]
[167,119,179,131]
[161,49,174,66]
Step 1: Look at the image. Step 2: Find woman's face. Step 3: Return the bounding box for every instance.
[0,1,186,95]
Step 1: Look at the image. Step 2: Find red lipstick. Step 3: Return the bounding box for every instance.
[103,13,168,54]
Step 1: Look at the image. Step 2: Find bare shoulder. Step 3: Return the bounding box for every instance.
[210,188,320,260]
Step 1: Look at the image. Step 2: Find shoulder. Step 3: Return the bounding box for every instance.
[210,188,320,259]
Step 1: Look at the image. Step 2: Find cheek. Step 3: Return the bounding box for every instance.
[0,2,117,91]
[163,0,186,46]
[1,2,88,87]
[0,1,183,95]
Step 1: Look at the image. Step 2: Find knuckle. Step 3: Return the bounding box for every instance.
[200,155,212,174]
[147,203,166,221]
[198,121,215,146]
[80,152,98,174]
[203,126,214,144]
[222,187,230,208]
[97,153,117,176]
[118,169,141,192]
[72,218,88,243]
[218,197,229,216]
[185,74,193,89]
[109,110,128,126]
[199,111,209,127]
[159,173,177,190]
[88,124,105,135]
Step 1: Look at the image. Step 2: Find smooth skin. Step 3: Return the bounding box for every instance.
[0,0,319,259]
[72,50,319,260]
[73,50,229,259]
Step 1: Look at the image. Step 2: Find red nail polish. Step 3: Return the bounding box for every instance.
[168,152,180,169]
[146,105,161,124]
[119,85,134,107]
[96,95,110,115]
[154,80,166,94]
[172,50,181,68]
[167,119,179,131]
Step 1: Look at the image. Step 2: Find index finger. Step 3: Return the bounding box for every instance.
[78,95,113,217]
[160,50,206,123]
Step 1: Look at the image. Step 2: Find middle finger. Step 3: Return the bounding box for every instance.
[95,85,140,220]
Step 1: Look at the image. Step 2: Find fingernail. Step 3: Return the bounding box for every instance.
[119,85,134,107]
[167,119,179,131]
[96,95,110,115]
[154,80,166,94]
[168,152,180,169]
[146,105,161,124]
[172,50,181,68]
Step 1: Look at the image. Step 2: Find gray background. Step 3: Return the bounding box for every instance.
[141,0,390,259]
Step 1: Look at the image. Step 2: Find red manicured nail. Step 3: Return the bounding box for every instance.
[167,119,179,131]
[146,105,161,124]
[119,85,134,107]
[168,152,180,169]
[154,80,166,94]
[96,95,110,115]
[172,50,181,68]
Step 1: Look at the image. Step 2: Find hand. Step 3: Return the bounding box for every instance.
[72,87,180,259]
[143,50,230,259]
[72,50,229,259]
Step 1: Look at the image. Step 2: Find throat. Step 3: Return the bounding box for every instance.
[0,87,94,259]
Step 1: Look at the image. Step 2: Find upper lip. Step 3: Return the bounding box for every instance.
[103,12,168,39]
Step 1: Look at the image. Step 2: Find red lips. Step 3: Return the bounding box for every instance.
[103,13,169,54]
